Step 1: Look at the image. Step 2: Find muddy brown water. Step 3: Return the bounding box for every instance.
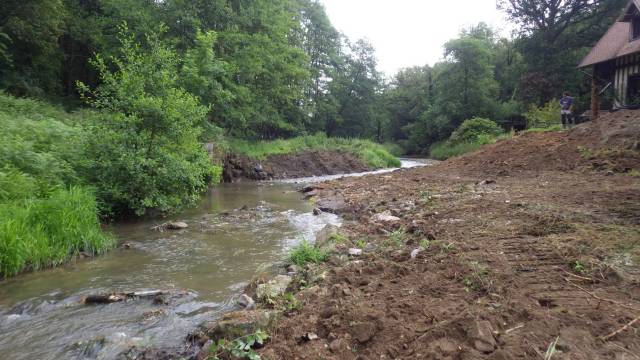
[0,160,432,360]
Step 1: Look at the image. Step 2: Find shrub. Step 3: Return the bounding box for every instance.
[78,25,216,216]
[289,241,327,266]
[523,101,561,129]
[448,118,503,145]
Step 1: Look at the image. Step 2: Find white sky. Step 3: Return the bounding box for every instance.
[320,0,513,76]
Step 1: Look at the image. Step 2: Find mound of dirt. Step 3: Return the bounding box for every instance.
[443,110,640,176]
[222,151,371,182]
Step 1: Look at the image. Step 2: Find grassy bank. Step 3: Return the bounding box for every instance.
[229,134,401,169]
[0,94,115,277]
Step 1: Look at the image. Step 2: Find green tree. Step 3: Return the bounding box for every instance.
[78,25,215,216]
[432,37,498,127]
[0,0,67,96]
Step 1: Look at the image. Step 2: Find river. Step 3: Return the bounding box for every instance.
[0,159,432,360]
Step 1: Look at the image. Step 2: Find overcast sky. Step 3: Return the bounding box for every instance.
[320,0,513,76]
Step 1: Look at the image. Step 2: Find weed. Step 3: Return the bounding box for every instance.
[462,261,490,292]
[330,233,348,244]
[388,228,406,248]
[289,241,327,266]
[577,146,593,159]
[572,261,585,274]
[208,330,269,360]
[439,242,455,254]
[628,169,640,177]
[419,239,431,249]
[356,238,367,250]
[271,292,301,312]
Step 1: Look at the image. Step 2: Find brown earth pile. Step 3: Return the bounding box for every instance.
[223,151,370,182]
[259,114,640,359]
[443,109,640,177]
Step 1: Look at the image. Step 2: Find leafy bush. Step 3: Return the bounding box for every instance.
[448,118,503,145]
[0,94,115,277]
[289,241,327,266]
[523,101,561,129]
[78,25,216,216]
[230,133,400,168]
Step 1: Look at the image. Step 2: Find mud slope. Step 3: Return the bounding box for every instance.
[223,151,371,182]
[260,115,640,359]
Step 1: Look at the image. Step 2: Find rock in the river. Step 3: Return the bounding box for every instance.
[166,221,188,230]
[238,294,255,310]
[313,208,322,216]
[315,224,339,248]
[256,275,292,301]
[202,310,278,339]
[371,211,400,223]
[286,264,299,274]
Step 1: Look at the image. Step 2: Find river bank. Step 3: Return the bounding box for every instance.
[253,112,640,359]
[168,112,640,360]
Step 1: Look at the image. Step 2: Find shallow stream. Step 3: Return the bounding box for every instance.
[0,159,431,360]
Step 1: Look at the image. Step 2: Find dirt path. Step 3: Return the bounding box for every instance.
[259,116,640,359]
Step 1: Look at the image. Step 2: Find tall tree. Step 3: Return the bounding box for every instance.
[0,0,67,96]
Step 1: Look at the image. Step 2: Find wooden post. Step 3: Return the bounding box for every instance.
[591,67,600,121]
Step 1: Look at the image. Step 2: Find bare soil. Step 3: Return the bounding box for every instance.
[259,112,640,359]
[223,151,370,182]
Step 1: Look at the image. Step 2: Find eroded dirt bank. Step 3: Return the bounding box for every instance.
[258,112,640,359]
[223,151,371,182]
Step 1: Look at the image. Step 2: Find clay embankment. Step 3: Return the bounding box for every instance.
[222,151,371,182]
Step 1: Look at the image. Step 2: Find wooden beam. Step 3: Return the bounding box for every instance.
[591,67,600,120]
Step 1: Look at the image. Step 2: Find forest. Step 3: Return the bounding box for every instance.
[0,0,628,276]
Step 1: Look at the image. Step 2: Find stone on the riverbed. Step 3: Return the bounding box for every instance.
[286,264,299,274]
[315,224,339,248]
[203,310,278,340]
[371,211,400,223]
[238,294,255,310]
[166,221,188,230]
[313,208,322,216]
[256,275,292,301]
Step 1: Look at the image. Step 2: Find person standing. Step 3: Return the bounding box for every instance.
[560,92,574,128]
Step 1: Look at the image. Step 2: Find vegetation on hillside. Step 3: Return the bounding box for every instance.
[229,134,400,169]
[0,95,115,276]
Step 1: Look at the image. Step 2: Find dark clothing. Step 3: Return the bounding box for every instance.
[561,113,573,128]
[560,96,574,111]
[560,96,574,128]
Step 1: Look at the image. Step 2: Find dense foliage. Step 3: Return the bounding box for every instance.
[78,25,217,216]
[0,94,115,276]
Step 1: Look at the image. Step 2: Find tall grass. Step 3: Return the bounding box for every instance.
[0,187,115,277]
[0,93,115,277]
[229,133,401,168]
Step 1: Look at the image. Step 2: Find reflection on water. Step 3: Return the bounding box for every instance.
[0,159,432,360]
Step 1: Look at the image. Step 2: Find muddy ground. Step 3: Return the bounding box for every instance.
[259,112,640,359]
